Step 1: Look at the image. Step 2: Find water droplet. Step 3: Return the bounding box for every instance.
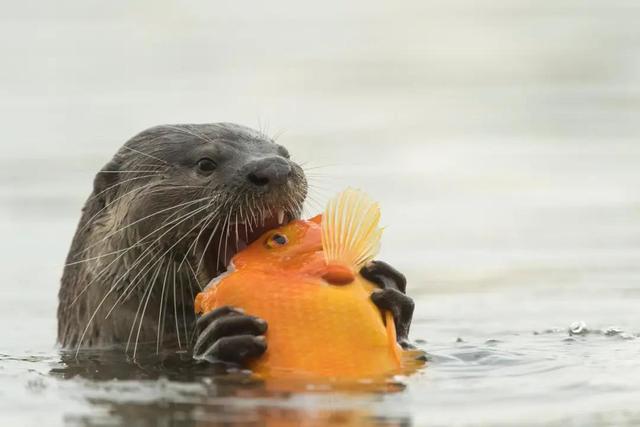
[569,321,588,336]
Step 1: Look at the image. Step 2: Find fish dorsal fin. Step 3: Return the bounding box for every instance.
[321,188,383,268]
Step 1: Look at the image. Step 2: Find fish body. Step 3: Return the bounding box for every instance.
[195,189,413,380]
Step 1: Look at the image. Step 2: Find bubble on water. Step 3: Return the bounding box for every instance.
[569,321,588,336]
[601,327,636,340]
[603,327,623,337]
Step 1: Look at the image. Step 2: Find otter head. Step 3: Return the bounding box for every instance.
[91,123,308,287]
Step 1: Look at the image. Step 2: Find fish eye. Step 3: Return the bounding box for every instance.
[196,158,217,175]
[266,233,288,248]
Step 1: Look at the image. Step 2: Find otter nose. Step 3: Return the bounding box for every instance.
[246,157,292,188]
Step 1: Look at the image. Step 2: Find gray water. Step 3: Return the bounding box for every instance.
[2,1,640,425]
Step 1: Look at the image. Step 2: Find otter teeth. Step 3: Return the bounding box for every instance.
[277,209,286,225]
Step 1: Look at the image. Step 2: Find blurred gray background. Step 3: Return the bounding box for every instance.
[1,1,640,425]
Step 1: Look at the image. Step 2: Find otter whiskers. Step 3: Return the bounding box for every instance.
[105,202,216,316]
[118,204,225,356]
[74,199,215,356]
[89,173,162,203]
[67,197,214,307]
[156,260,172,353]
[59,123,311,356]
[72,196,212,259]
[163,125,217,145]
[74,182,160,244]
[121,145,169,165]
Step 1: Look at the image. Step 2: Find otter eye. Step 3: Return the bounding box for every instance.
[266,233,288,248]
[197,158,216,175]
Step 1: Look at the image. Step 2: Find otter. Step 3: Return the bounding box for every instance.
[58,123,414,365]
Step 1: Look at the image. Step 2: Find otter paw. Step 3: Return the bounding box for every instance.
[370,288,415,349]
[193,306,268,364]
[361,260,407,294]
[361,260,415,347]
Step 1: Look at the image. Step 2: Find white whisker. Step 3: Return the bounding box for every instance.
[121,145,169,165]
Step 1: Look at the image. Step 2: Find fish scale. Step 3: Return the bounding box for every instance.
[206,266,395,378]
[194,189,420,380]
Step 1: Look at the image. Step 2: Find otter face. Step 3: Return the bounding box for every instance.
[98,123,308,285]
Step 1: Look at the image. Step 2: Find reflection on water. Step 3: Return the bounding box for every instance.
[50,348,413,392]
[2,320,640,426]
[51,350,230,382]
[46,350,411,426]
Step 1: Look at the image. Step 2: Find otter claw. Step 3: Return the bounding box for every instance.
[196,305,244,330]
[361,260,414,344]
[196,335,267,365]
[193,305,267,364]
[370,287,415,344]
[361,260,413,344]
[361,260,407,294]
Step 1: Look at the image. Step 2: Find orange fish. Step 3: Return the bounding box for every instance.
[194,188,420,380]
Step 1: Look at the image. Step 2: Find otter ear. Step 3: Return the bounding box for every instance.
[92,159,121,207]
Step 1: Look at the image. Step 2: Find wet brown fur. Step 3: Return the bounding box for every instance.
[58,123,307,353]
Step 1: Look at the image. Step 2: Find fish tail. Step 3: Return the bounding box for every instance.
[321,188,383,269]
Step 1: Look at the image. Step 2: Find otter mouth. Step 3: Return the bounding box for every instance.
[198,208,294,281]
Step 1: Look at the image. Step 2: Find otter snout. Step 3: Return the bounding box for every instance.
[245,156,292,188]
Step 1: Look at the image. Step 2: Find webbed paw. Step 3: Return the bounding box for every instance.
[362,260,415,348]
[193,306,268,364]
